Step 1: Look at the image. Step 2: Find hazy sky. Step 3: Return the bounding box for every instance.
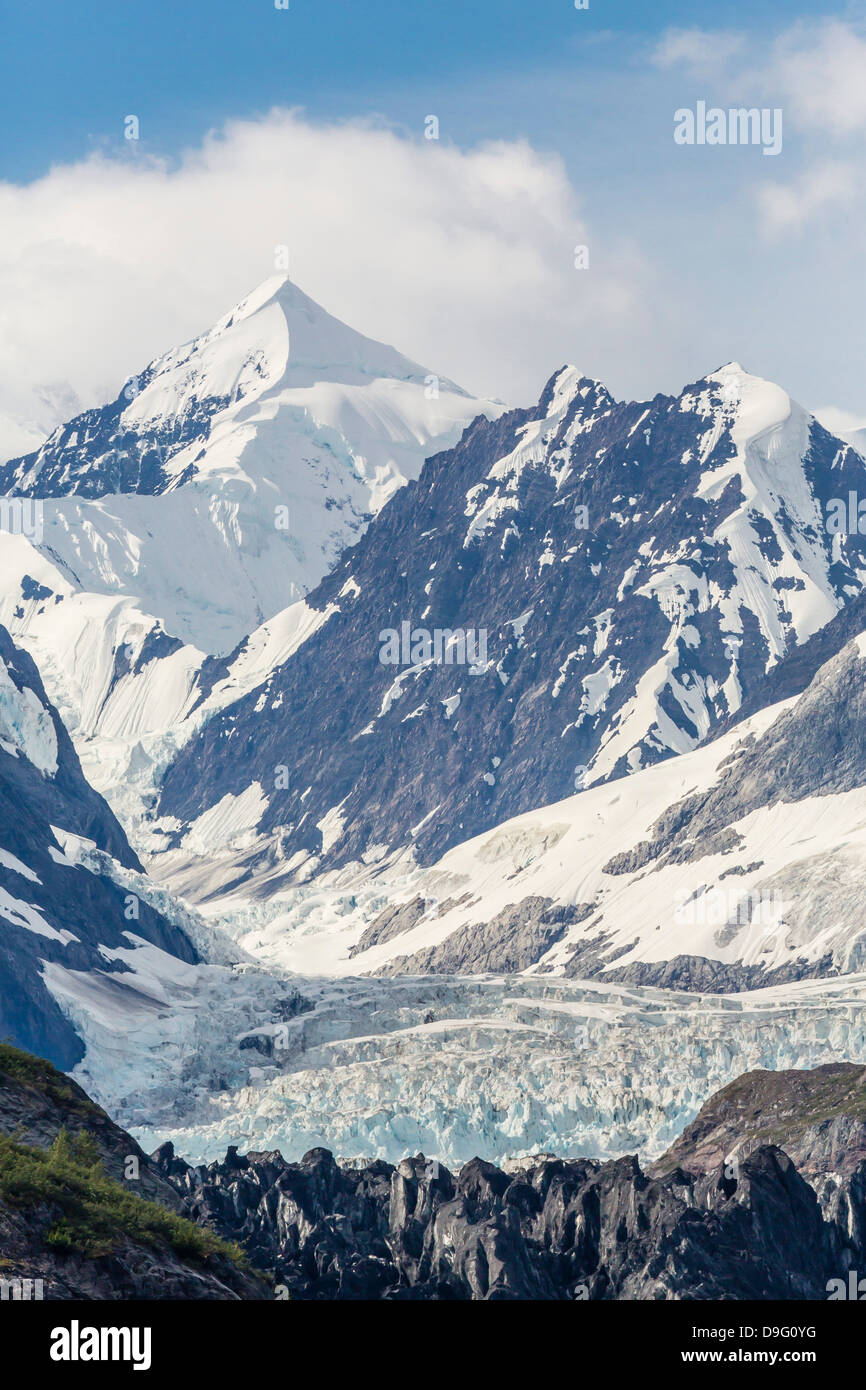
[1,0,864,449]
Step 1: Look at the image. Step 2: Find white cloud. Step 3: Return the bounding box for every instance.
[665,19,866,236]
[650,28,745,72]
[653,15,866,132]
[0,109,647,436]
[646,20,866,240]
[4,22,865,447]
[769,19,866,135]
[757,161,857,236]
[743,20,866,235]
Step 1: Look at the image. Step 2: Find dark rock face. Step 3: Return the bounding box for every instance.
[0,1201,264,1301]
[0,370,220,498]
[0,627,135,866]
[376,898,595,976]
[0,625,199,1068]
[592,952,836,993]
[157,368,866,886]
[652,1063,866,1182]
[154,1139,861,1301]
[348,896,436,957]
[715,586,866,736]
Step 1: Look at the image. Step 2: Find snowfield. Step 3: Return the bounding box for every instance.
[162,679,857,985]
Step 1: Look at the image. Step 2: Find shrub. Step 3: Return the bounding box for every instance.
[0,1130,249,1269]
[0,1044,98,1116]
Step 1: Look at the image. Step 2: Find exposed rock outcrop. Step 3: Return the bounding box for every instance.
[154,1137,858,1301]
[652,1062,866,1181]
[377,898,594,976]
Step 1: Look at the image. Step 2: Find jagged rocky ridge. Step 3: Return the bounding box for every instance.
[4,1046,866,1301]
[152,1062,866,1301]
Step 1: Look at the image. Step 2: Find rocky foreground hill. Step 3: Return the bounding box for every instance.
[652,1061,866,1181]
[3,1045,866,1300]
[0,1045,267,1299]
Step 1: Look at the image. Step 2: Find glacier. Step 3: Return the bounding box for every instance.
[54,944,866,1170]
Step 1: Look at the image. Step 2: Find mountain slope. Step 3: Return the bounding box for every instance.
[153,361,866,901]
[0,279,501,850]
[291,626,864,991]
[0,626,200,1068]
[651,1062,866,1181]
[0,1045,267,1299]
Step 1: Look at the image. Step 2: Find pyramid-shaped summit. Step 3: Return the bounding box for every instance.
[0,279,504,652]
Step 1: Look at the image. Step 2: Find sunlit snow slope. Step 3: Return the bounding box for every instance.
[0,276,501,652]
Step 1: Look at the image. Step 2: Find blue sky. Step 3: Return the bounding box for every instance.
[1,0,865,443]
[0,0,825,180]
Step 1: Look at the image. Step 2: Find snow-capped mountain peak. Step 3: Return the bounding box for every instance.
[540,364,615,419]
[219,274,465,388]
[122,274,471,451]
[0,279,504,659]
[705,360,793,430]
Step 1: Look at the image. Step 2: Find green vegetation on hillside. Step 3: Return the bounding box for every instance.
[721,1064,866,1131]
[0,1042,98,1116]
[0,1128,249,1269]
